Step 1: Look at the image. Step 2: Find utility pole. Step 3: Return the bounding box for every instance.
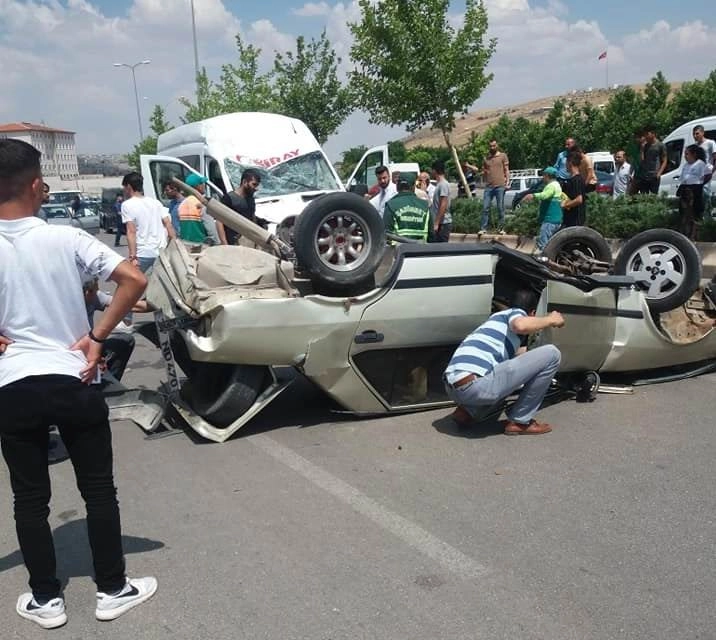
[190,0,200,99]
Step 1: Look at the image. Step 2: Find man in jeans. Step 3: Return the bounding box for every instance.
[121,171,175,274]
[0,139,157,628]
[481,139,510,232]
[443,288,564,435]
[635,126,667,194]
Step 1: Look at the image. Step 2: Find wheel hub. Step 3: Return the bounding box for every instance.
[626,243,685,299]
[315,211,369,272]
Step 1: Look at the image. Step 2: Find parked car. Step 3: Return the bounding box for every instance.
[141,185,714,442]
[504,171,542,210]
[73,205,101,235]
[39,205,75,226]
[100,187,124,234]
[512,170,614,208]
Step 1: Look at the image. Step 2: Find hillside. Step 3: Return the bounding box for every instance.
[402,82,682,149]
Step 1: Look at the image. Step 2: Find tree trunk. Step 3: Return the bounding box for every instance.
[443,130,472,198]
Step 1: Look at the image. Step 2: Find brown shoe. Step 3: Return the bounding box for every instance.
[504,419,552,435]
[451,405,473,427]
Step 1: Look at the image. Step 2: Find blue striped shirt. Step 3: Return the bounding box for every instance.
[445,308,527,380]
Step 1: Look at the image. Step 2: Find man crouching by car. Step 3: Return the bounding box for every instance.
[443,289,564,435]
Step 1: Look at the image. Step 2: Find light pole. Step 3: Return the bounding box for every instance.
[113,59,151,141]
[190,0,200,99]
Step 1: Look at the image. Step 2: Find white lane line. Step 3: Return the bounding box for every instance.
[249,434,490,581]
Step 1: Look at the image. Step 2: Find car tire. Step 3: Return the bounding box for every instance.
[294,192,386,294]
[614,229,702,314]
[189,363,269,428]
[543,226,612,264]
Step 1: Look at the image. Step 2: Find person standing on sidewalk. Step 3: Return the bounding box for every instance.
[522,167,563,251]
[443,288,564,435]
[612,150,632,198]
[635,126,667,194]
[693,125,716,216]
[430,160,452,242]
[481,140,510,232]
[0,139,157,629]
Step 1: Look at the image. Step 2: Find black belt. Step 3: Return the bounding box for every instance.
[447,373,481,389]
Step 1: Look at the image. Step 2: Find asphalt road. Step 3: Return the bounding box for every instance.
[1,234,715,639]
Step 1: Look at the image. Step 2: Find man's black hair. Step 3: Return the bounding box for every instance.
[643,123,657,135]
[122,172,144,192]
[693,124,705,134]
[432,160,445,174]
[512,288,538,313]
[375,165,389,176]
[0,139,42,204]
[686,143,706,162]
[567,150,582,168]
[241,168,261,184]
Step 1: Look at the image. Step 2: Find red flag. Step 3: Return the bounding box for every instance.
[598,51,607,60]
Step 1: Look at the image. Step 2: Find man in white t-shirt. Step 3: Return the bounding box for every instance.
[612,150,632,198]
[0,139,157,628]
[369,165,397,216]
[120,172,175,274]
[693,125,716,215]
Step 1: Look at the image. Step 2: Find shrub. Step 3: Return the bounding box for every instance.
[464,193,684,240]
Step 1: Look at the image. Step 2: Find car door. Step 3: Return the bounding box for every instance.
[533,279,617,372]
[345,145,389,195]
[659,138,685,197]
[139,155,225,203]
[348,248,496,409]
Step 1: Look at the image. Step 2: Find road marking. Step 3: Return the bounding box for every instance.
[249,434,490,581]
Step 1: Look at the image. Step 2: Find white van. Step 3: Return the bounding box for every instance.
[140,112,343,238]
[659,116,716,198]
[586,152,615,175]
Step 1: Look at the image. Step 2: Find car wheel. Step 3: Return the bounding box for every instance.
[294,192,385,294]
[189,363,269,428]
[614,229,702,314]
[543,226,612,264]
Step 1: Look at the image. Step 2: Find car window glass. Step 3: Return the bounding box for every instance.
[352,346,456,407]
[509,179,520,190]
[149,160,191,205]
[665,140,684,172]
[179,155,201,171]
[206,156,226,195]
[355,150,385,190]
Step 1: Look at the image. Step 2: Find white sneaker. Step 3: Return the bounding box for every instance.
[95,576,157,621]
[16,593,67,629]
[112,321,135,334]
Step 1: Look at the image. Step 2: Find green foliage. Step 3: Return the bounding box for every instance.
[479,194,681,239]
[180,36,277,122]
[387,140,407,163]
[273,31,353,144]
[465,68,716,170]
[178,32,352,145]
[349,0,496,144]
[126,105,171,171]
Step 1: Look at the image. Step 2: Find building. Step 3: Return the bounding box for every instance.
[0,122,78,179]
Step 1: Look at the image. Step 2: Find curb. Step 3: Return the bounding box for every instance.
[448,233,716,279]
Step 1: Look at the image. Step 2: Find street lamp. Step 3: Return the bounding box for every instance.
[113,59,151,141]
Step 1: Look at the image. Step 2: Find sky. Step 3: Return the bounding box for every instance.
[1,0,714,161]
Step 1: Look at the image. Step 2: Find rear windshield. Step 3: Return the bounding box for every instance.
[224,150,340,198]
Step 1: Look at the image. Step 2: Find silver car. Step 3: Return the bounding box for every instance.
[143,185,716,442]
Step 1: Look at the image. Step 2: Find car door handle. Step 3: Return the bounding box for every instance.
[354,330,384,344]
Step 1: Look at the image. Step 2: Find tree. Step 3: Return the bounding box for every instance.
[273,31,353,144]
[667,69,716,131]
[349,0,496,196]
[180,35,278,122]
[336,145,368,179]
[641,71,672,135]
[126,105,172,170]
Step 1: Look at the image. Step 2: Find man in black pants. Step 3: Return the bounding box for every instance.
[0,139,157,628]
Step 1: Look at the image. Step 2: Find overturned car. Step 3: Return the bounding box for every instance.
[145,184,716,442]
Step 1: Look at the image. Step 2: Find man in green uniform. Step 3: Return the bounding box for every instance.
[382,175,430,242]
